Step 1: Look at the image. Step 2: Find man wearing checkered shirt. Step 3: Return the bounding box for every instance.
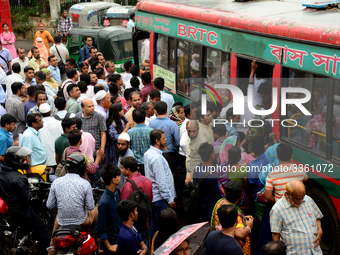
[58,10,73,45]
[270,180,323,255]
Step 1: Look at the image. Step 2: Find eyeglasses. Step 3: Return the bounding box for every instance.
[176,247,191,255]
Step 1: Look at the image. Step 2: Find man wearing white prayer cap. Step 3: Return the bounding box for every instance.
[117,132,135,189]
[94,90,111,121]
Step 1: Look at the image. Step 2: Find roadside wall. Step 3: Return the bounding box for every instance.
[15,16,57,40]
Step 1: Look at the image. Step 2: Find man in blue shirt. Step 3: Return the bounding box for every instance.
[0,114,17,166]
[117,200,148,255]
[144,129,176,239]
[149,101,180,173]
[21,113,47,167]
[127,108,153,176]
[79,36,92,63]
[22,66,37,86]
[48,55,61,85]
[96,164,122,254]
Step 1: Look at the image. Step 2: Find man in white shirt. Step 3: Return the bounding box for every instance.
[121,60,133,86]
[0,67,6,105]
[94,90,110,121]
[49,35,69,64]
[153,77,174,116]
[180,104,190,139]
[141,102,156,126]
[6,63,22,99]
[38,103,63,168]
[126,13,135,28]
[141,39,150,64]
[77,81,88,103]
[11,48,29,79]
[54,97,75,120]
[125,65,144,90]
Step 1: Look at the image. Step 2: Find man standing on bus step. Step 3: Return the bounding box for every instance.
[58,10,73,45]
[79,36,93,63]
[153,77,174,117]
[270,180,323,255]
[34,23,54,52]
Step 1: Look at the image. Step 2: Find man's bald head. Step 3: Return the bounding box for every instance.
[286,180,306,207]
[286,180,306,195]
[81,98,95,116]
[187,120,200,140]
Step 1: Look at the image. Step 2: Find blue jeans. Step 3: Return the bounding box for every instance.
[150,200,169,240]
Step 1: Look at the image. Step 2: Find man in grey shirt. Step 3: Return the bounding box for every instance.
[5,82,26,141]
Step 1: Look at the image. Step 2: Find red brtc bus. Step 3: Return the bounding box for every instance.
[0,0,12,33]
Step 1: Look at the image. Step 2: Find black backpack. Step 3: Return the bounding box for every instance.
[182,171,211,223]
[54,112,71,121]
[127,179,151,231]
[57,81,73,98]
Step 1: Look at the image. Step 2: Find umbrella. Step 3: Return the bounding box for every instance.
[153,222,210,255]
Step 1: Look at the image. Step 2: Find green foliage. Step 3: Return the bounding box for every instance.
[13,22,33,35]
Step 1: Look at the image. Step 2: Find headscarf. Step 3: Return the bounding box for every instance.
[35,37,48,63]
[169,106,184,130]
[219,136,255,166]
[41,68,58,89]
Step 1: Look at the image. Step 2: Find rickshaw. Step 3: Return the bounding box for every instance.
[67,26,134,73]
[104,5,135,27]
[69,2,121,28]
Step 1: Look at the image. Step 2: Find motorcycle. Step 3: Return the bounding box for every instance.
[0,173,53,255]
[47,187,105,255]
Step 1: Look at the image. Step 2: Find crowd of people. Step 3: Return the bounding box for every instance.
[0,18,325,255]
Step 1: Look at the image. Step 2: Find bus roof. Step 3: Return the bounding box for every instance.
[136,0,340,46]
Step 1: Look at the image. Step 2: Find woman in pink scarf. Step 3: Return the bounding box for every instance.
[0,23,17,58]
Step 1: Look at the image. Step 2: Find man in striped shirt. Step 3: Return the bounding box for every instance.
[265,143,308,203]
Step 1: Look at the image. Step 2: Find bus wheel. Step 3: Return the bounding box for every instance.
[307,187,340,255]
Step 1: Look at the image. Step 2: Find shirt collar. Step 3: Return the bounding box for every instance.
[105,187,119,198]
[135,123,146,127]
[150,146,162,154]
[96,105,107,112]
[0,127,10,136]
[28,126,39,135]
[282,193,306,209]
[127,172,141,180]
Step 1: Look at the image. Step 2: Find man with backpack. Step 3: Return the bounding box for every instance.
[120,156,152,247]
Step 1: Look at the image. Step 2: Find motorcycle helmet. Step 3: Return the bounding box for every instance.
[65,153,87,177]
[4,146,32,171]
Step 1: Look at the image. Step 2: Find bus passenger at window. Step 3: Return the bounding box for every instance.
[305,101,326,148]
[313,90,327,112]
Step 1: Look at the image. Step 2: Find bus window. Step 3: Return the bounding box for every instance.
[176,40,190,96]
[331,81,340,159]
[169,38,175,72]
[282,68,331,156]
[156,35,168,69]
[204,49,230,106]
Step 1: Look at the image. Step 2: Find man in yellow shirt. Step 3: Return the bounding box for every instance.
[29,47,48,73]
[34,23,54,52]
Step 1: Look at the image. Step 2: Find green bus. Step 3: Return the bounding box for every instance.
[133,0,340,254]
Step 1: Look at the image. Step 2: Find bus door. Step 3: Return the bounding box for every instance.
[132,28,150,71]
